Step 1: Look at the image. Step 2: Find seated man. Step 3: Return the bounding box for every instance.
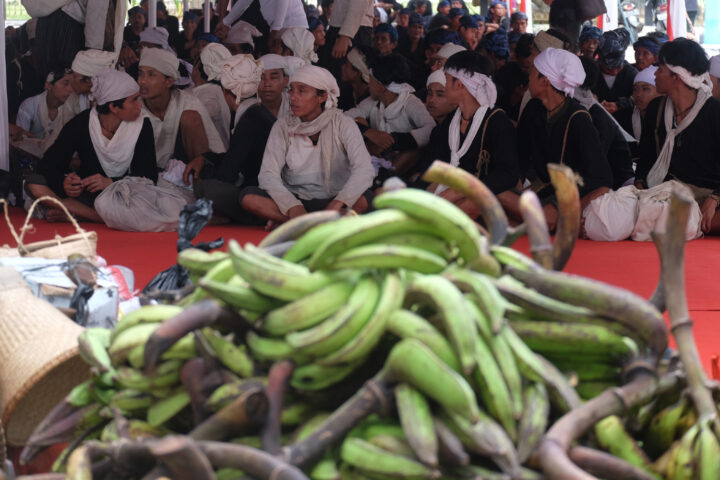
[615,65,660,160]
[137,47,225,175]
[338,46,373,110]
[241,65,375,226]
[191,43,233,149]
[281,28,319,64]
[632,36,662,72]
[425,69,455,126]
[420,50,520,219]
[344,53,435,178]
[637,39,720,234]
[484,1,509,35]
[373,23,398,56]
[578,25,601,60]
[593,28,637,115]
[27,70,156,222]
[66,49,119,118]
[516,48,613,230]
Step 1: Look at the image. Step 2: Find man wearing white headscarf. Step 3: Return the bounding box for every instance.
[27,70,157,223]
[192,44,233,149]
[425,69,454,125]
[710,55,720,100]
[66,49,119,117]
[339,47,371,110]
[636,39,720,235]
[241,65,375,226]
[345,53,435,182]
[224,20,263,55]
[280,29,318,65]
[417,50,520,220]
[515,47,612,231]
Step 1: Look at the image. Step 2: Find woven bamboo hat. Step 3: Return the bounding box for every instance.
[0,267,90,446]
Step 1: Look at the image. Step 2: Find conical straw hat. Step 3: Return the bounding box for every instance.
[0,267,90,446]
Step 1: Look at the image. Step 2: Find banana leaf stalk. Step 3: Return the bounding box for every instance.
[283,376,393,468]
[148,436,215,480]
[536,370,684,480]
[502,223,527,247]
[518,191,553,270]
[647,233,666,312]
[422,161,509,246]
[568,446,658,480]
[181,358,213,425]
[199,441,309,480]
[547,164,580,271]
[662,189,718,425]
[189,384,268,441]
[261,361,295,454]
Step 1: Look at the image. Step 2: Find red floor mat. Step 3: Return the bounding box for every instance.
[2,206,719,371]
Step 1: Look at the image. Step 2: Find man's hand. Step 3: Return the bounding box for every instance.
[543,203,559,232]
[183,157,205,185]
[9,124,32,142]
[325,199,345,212]
[119,45,139,67]
[332,35,351,59]
[601,101,619,114]
[701,196,718,233]
[63,173,84,197]
[287,205,308,219]
[364,129,395,153]
[82,174,112,193]
[215,22,230,40]
[439,188,465,204]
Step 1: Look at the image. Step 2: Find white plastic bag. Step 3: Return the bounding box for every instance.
[631,180,703,242]
[583,185,639,242]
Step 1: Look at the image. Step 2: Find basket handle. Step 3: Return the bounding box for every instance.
[17,196,93,254]
[0,198,22,248]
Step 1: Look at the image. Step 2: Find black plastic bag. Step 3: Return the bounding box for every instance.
[143,199,224,294]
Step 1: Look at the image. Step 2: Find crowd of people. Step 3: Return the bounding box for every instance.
[4,0,720,239]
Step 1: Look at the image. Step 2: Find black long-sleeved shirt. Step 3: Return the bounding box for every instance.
[637,95,720,194]
[39,109,157,199]
[588,104,634,189]
[592,61,638,112]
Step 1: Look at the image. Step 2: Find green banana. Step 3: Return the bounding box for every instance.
[443,268,506,334]
[67,381,95,408]
[204,379,266,412]
[258,210,341,248]
[373,188,483,265]
[367,434,416,457]
[115,360,182,392]
[385,309,461,372]
[309,455,341,480]
[286,276,380,358]
[147,389,191,427]
[404,275,478,375]
[229,239,333,301]
[383,339,480,424]
[245,332,296,362]
[668,424,698,480]
[281,401,315,426]
[283,215,357,263]
[488,327,523,421]
[202,328,254,377]
[395,383,438,467]
[594,415,655,475]
[200,274,281,313]
[516,383,549,463]
[199,257,236,283]
[108,323,161,366]
[340,437,440,479]
[331,243,447,274]
[645,397,687,458]
[290,361,363,391]
[177,248,229,276]
[127,333,196,369]
[318,273,403,366]
[472,336,516,441]
[293,412,332,443]
[694,423,720,480]
[261,281,355,335]
[545,358,622,381]
[376,232,453,260]
[433,418,469,468]
[112,304,182,342]
[109,389,154,412]
[490,245,540,271]
[77,328,112,372]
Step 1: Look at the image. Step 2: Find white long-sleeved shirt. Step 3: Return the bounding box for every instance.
[329,0,374,38]
[223,0,308,31]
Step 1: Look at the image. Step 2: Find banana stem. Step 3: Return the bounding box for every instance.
[568,446,658,480]
[189,385,268,441]
[283,376,393,468]
[181,358,212,425]
[537,370,683,480]
[147,436,215,480]
[518,191,553,270]
[422,161,509,245]
[502,223,527,247]
[547,164,580,271]
[647,233,666,312]
[261,361,295,454]
[199,441,309,480]
[662,189,717,422]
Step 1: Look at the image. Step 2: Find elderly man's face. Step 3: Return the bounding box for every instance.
[138,65,173,100]
[635,47,657,71]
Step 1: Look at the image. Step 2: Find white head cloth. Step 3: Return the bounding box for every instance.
[72,50,118,77]
[634,65,657,86]
[346,48,371,83]
[444,68,497,106]
[534,47,585,98]
[139,48,180,80]
[290,65,340,109]
[226,20,263,47]
[710,55,720,79]
[220,54,263,103]
[281,28,318,65]
[438,43,466,60]
[260,54,306,77]
[91,69,139,105]
[140,27,172,51]
[201,43,232,82]
[427,69,446,87]
[666,64,713,93]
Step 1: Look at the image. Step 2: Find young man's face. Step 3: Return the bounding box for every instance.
[312,24,326,48]
[451,0,462,7]
[443,74,462,105]
[130,11,146,29]
[415,4,427,15]
[580,39,598,59]
[425,82,454,121]
[341,60,360,83]
[259,68,288,105]
[491,4,506,18]
[46,74,74,104]
[288,82,326,119]
[634,47,657,71]
[113,92,143,122]
[71,72,92,95]
[654,64,674,95]
[632,81,659,112]
[397,13,409,28]
[460,26,477,46]
[438,5,450,15]
[374,33,396,56]
[138,65,173,100]
[409,23,424,41]
[511,18,527,33]
[527,64,545,98]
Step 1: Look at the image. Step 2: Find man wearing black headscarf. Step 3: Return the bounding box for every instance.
[592,28,638,115]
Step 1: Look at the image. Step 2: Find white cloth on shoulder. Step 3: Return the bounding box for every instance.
[192,83,231,149]
[88,109,144,178]
[631,180,702,241]
[533,47,585,98]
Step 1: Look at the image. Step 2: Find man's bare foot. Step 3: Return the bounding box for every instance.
[45,208,71,223]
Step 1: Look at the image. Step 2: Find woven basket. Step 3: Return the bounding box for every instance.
[0,196,97,260]
[0,267,90,446]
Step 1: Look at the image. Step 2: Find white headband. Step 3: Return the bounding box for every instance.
[444,68,497,106]
[533,47,585,98]
[666,64,713,93]
[634,65,657,86]
[346,48,371,83]
[427,69,446,87]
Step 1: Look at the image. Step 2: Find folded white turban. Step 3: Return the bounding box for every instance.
[533,47,585,97]
[260,54,305,77]
[445,68,497,106]
[437,43,466,60]
[72,50,118,77]
[139,47,180,80]
[91,69,139,105]
[290,65,340,109]
[634,65,657,86]
[140,27,172,51]
[346,48,371,83]
[426,69,446,87]
[220,54,263,103]
[281,28,318,64]
[709,55,720,79]
[201,43,232,82]
[226,20,263,47]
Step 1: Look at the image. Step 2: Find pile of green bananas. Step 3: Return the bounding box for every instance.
[17,165,717,480]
